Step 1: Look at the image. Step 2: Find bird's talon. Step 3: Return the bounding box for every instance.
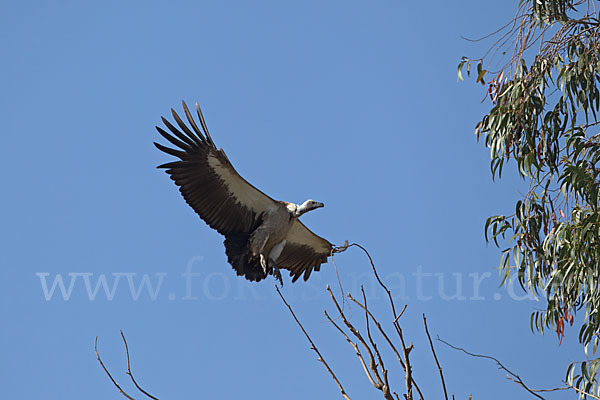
[273,266,283,286]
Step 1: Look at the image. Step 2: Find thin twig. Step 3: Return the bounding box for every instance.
[438,337,544,399]
[395,320,413,400]
[330,245,351,316]
[422,315,448,400]
[393,305,408,323]
[346,294,405,367]
[326,285,389,397]
[275,285,351,400]
[94,336,136,400]
[505,377,570,393]
[348,243,399,319]
[347,293,425,400]
[120,330,159,400]
[333,243,399,318]
[334,243,420,400]
[361,286,392,399]
[565,382,600,399]
[324,309,377,387]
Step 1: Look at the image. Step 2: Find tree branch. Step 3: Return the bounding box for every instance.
[565,382,600,399]
[275,285,351,400]
[95,333,160,400]
[326,285,390,398]
[120,330,159,400]
[422,315,448,400]
[361,285,392,398]
[95,336,136,400]
[324,309,378,388]
[438,337,545,399]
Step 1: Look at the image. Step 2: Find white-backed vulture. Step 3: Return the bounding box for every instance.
[154,101,332,284]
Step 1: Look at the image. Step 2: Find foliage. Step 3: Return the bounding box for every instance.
[459,0,600,396]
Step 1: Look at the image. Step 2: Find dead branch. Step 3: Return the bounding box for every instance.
[120,330,159,400]
[338,243,420,400]
[361,286,392,398]
[347,293,405,368]
[331,241,351,315]
[348,293,425,400]
[326,285,392,399]
[323,308,378,387]
[95,336,136,400]
[275,285,352,400]
[346,294,425,400]
[309,243,431,399]
[422,315,448,400]
[438,337,546,400]
[393,317,413,400]
[95,333,160,400]
[343,243,399,318]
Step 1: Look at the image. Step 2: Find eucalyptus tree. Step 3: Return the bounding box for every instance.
[459,0,600,395]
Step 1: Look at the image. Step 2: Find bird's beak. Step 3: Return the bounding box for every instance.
[316,202,324,209]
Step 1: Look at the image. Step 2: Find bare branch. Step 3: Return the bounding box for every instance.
[565,382,600,399]
[95,334,160,400]
[286,243,448,400]
[361,286,392,398]
[275,285,352,400]
[422,315,448,400]
[94,336,136,400]
[324,309,378,387]
[391,317,413,400]
[505,377,570,393]
[438,337,545,399]
[393,305,408,324]
[346,243,400,319]
[332,243,425,400]
[330,243,351,315]
[346,294,425,400]
[326,285,389,398]
[120,331,159,400]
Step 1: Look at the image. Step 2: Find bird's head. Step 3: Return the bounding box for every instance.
[296,199,324,217]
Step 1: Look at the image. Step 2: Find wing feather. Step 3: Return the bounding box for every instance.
[161,116,200,148]
[196,102,216,147]
[156,126,193,150]
[170,108,199,141]
[154,101,276,235]
[278,220,332,282]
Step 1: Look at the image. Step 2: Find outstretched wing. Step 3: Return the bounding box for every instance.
[154,101,277,235]
[278,220,333,282]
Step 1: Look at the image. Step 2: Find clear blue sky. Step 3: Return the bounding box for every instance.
[1,1,581,399]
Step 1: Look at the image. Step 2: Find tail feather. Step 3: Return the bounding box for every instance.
[224,233,266,282]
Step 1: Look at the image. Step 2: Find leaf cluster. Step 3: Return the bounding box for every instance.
[460,0,600,396]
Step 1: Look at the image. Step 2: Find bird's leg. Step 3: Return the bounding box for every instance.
[250,231,270,276]
[260,253,268,275]
[268,258,283,286]
[266,240,286,286]
[273,266,283,286]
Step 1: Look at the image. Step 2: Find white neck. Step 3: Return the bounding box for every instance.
[295,203,310,217]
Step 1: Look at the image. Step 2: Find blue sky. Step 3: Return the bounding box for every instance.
[1,1,582,399]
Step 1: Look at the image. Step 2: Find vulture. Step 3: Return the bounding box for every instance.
[154,101,333,284]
